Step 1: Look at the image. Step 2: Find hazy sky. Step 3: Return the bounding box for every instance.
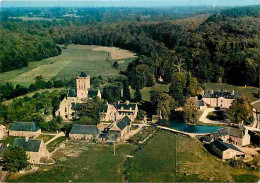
[1,0,260,7]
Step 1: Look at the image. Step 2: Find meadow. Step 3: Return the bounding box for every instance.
[9,130,258,182]
[0,45,132,87]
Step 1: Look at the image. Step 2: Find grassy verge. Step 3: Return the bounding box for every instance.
[36,135,55,143]
[46,136,67,152]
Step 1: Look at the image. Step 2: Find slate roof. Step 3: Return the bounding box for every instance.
[68,89,77,97]
[210,139,243,153]
[14,138,41,152]
[226,127,243,138]
[203,91,241,99]
[79,72,87,77]
[115,103,136,111]
[117,116,131,131]
[9,122,40,132]
[197,100,205,106]
[203,128,228,143]
[88,90,98,97]
[70,124,100,135]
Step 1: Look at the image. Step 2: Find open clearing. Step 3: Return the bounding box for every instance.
[9,130,258,182]
[92,46,137,60]
[0,45,135,87]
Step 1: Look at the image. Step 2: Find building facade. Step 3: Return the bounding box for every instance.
[210,139,244,160]
[100,104,118,122]
[56,72,101,121]
[114,101,138,121]
[9,122,41,138]
[0,125,7,140]
[14,138,49,164]
[69,124,100,140]
[107,116,131,142]
[202,90,241,108]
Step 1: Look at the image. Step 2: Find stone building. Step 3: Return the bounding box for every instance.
[107,116,131,142]
[100,103,118,122]
[114,101,138,121]
[203,126,251,146]
[56,72,101,121]
[14,138,49,164]
[210,139,244,160]
[0,125,7,140]
[69,124,100,140]
[9,122,41,138]
[202,90,241,108]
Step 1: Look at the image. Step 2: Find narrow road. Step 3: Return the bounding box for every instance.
[45,132,64,145]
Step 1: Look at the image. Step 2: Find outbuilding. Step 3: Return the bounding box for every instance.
[210,139,244,160]
[69,124,100,140]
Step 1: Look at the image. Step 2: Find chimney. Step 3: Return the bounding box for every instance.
[25,137,29,142]
[106,102,109,105]
[211,90,214,94]
[118,101,120,105]
[130,107,132,111]
[202,90,205,95]
[126,100,129,105]
[232,90,235,95]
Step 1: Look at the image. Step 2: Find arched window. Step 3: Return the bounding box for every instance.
[65,107,67,112]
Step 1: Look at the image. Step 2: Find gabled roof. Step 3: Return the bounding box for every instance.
[68,89,77,97]
[79,72,87,77]
[70,124,100,135]
[117,116,131,131]
[14,138,41,152]
[88,90,98,97]
[203,91,241,99]
[9,122,40,132]
[210,139,243,153]
[115,103,136,111]
[226,127,243,138]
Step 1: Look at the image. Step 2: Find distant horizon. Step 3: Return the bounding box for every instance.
[1,0,260,8]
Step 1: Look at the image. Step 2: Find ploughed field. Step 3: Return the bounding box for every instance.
[0,45,136,87]
[9,130,258,182]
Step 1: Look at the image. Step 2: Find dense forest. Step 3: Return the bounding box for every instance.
[0,5,259,88]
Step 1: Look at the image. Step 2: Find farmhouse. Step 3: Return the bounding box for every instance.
[100,103,118,122]
[202,90,241,108]
[9,122,41,138]
[56,72,101,121]
[107,116,131,142]
[115,101,138,121]
[210,139,244,160]
[203,126,251,146]
[0,125,7,140]
[13,138,49,164]
[70,124,100,140]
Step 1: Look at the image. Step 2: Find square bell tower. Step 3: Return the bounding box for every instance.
[76,72,90,99]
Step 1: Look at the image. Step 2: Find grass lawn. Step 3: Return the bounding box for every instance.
[10,143,137,182]
[253,101,260,111]
[135,83,170,102]
[46,136,67,152]
[36,135,54,143]
[204,83,258,102]
[0,45,134,86]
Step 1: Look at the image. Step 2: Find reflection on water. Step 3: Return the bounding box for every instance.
[169,119,222,133]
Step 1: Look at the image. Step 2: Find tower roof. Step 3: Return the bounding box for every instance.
[79,72,87,77]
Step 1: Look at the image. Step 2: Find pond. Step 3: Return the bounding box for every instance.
[169,120,222,134]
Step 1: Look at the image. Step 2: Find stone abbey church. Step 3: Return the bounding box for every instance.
[56,72,138,122]
[56,72,101,121]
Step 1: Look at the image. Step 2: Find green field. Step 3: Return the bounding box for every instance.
[9,130,258,182]
[136,83,170,102]
[0,45,121,87]
[205,83,259,102]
